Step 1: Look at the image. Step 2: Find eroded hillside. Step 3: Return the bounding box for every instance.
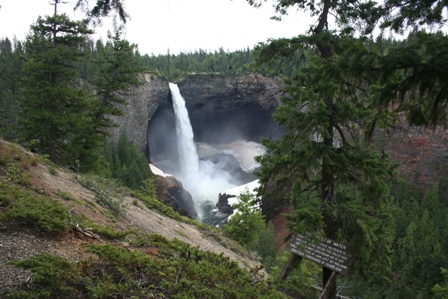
[0,140,278,298]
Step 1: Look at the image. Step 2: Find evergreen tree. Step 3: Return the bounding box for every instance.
[365,31,448,131]
[245,2,448,298]
[255,220,277,271]
[92,25,142,128]
[19,7,95,167]
[104,133,152,190]
[76,26,143,172]
[380,0,448,33]
[246,1,397,297]
[432,268,448,298]
[0,38,24,140]
[345,184,448,298]
[74,0,129,25]
[224,190,265,246]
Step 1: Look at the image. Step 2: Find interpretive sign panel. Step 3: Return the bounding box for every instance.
[286,233,356,275]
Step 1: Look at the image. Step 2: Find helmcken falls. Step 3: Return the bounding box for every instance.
[167,83,237,219]
[169,83,199,176]
[151,83,264,222]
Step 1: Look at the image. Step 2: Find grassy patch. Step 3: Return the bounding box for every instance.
[175,229,189,239]
[0,141,38,169]
[55,190,76,201]
[76,174,127,217]
[0,182,70,232]
[0,141,38,186]
[82,222,138,240]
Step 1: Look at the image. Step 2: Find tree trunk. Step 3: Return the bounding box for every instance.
[321,101,337,298]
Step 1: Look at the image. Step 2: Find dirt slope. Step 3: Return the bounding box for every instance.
[0,141,260,296]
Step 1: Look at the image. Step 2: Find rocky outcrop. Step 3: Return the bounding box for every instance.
[177,73,283,110]
[216,193,235,215]
[108,74,170,156]
[153,175,198,219]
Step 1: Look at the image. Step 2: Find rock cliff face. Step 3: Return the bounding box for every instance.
[148,73,284,162]
[381,125,448,192]
[179,73,284,144]
[109,73,284,219]
[108,73,284,158]
[108,74,170,157]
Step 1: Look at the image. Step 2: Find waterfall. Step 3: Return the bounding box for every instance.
[161,83,260,222]
[169,82,199,176]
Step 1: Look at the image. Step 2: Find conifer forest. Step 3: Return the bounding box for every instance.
[1,0,448,298]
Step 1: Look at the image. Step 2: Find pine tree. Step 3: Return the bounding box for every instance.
[19,7,95,166]
[91,25,142,130]
[224,191,265,246]
[74,0,129,25]
[76,26,143,172]
[246,1,398,297]
[104,133,152,190]
[365,31,448,130]
[390,185,448,297]
[0,38,23,140]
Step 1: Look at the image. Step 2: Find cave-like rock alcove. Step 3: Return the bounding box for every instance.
[147,76,283,221]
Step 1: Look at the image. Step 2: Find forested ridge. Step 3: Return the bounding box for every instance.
[1,0,448,298]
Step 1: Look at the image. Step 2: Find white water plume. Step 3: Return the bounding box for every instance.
[167,83,265,222]
[169,82,199,176]
[168,83,240,218]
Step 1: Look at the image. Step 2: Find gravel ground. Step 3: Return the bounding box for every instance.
[0,223,98,297]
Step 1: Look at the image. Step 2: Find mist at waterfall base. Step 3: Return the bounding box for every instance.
[153,83,260,221]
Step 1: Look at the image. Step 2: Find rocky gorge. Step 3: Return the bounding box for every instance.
[109,73,284,156]
[108,73,284,220]
[108,72,448,237]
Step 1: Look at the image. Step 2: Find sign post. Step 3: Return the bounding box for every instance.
[281,233,356,298]
[278,254,302,280]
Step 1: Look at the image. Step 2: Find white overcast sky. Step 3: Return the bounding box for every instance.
[0,0,312,55]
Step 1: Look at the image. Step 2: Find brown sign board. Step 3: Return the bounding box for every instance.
[286,233,356,275]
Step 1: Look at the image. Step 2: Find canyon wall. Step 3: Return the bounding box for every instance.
[109,73,284,157]
[108,73,170,157]
[109,73,284,218]
[110,72,448,225]
[110,73,448,192]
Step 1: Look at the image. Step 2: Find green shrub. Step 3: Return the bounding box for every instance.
[0,183,70,232]
[5,166,31,186]
[8,254,77,299]
[253,221,277,271]
[55,190,75,201]
[9,237,287,298]
[86,223,137,240]
[268,248,320,298]
[0,142,37,187]
[48,166,57,176]
[0,141,38,169]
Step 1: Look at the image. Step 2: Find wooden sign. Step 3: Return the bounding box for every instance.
[286,233,356,275]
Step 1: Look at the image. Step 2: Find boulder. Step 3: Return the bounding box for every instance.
[153,175,198,219]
